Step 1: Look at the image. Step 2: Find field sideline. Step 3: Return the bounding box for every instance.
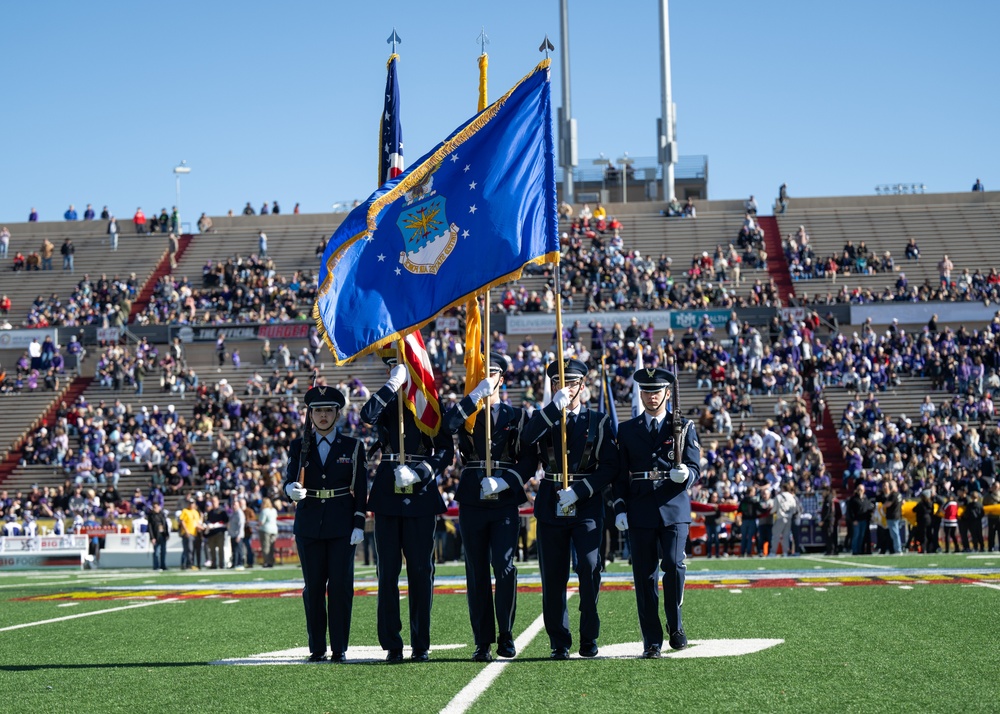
[1,553,998,713]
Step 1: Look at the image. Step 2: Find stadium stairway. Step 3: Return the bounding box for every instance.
[803,392,846,491]
[0,373,93,486]
[758,215,795,305]
[130,233,193,319]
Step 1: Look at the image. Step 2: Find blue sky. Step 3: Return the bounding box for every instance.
[3,0,997,225]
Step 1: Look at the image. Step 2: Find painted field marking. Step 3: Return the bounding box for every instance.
[972,582,1000,592]
[591,639,784,659]
[221,600,240,604]
[899,586,914,590]
[813,587,828,592]
[0,598,179,632]
[729,589,742,594]
[57,603,79,608]
[212,643,467,665]
[439,595,573,714]
[798,556,893,570]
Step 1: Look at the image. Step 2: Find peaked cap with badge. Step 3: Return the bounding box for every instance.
[304,385,346,409]
[545,358,588,381]
[633,367,676,391]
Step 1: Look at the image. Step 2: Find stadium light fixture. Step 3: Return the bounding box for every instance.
[173,161,191,233]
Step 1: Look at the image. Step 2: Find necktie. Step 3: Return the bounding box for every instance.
[318,437,330,464]
[649,418,658,437]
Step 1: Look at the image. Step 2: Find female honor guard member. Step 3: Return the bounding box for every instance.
[613,367,700,658]
[360,350,454,663]
[284,385,367,663]
[442,352,528,663]
[520,358,619,660]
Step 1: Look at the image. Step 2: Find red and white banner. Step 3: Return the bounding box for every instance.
[401,331,442,436]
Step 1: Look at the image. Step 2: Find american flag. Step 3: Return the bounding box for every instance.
[379,54,404,186]
[399,331,441,436]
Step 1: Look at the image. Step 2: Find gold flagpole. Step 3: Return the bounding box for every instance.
[397,338,406,466]
[554,261,569,490]
[478,44,492,480]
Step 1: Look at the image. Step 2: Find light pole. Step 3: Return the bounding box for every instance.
[173,160,191,232]
[617,153,634,204]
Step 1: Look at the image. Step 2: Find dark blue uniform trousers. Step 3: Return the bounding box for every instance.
[374,514,436,652]
[459,506,520,646]
[536,516,603,650]
[295,534,356,656]
[630,523,688,648]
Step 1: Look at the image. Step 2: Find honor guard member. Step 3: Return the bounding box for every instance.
[519,358,619,659]
[613,367,700,658]
[284,385,367,663]
[361,349,455,663]
[442,352,528,663]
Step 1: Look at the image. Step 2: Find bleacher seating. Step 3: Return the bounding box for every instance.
[1,220,169,326]
[777,192,1000,303]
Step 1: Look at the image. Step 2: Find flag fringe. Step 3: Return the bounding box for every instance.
[314,250,560,365]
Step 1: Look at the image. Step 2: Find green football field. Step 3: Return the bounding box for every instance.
[1,553,998,713]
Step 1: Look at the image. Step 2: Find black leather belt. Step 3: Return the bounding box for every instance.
[544,473,588,482]
[465,460,516,470]
[307,487,351,499]
[630,470,668,481]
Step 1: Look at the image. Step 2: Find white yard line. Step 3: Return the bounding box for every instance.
[797,555,894,570]
[440,594,572,714]
[971,582,1000,592]
[0,598,179,632]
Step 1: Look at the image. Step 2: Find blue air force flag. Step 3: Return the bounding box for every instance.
[315,60,558,364]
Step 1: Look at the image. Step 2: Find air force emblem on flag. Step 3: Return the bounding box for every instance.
[396,170,459,275]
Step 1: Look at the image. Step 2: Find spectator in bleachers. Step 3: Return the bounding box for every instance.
[973,178,984,192]
[64,205,78,221]
[243,202,255,216]
[0,226,9,259]
[59,239,76,273]
[28,208,38,222]
[197,213,214,233]
[133,208,147,234]
[107,215,119,252]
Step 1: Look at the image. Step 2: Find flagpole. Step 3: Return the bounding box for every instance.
[554,261,569,491]
[477,39,492,481]
[397,338,406,466]
[483,294,492,478]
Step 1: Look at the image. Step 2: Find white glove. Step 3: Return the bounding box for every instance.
[394,464,420,488]
[285,482,307,502]
[469,376,495,403]
[669,464,691,484]
[385,364,407,391]
[481,476,509,497]
[349,528,364,546]
[552,387,572,411]
[615,513,629,531]
[557,488,579,510]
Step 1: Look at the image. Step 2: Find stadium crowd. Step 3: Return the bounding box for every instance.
[137,255,317,325]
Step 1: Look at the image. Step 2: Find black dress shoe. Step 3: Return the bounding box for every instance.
[496,634,516,658]
[471,646,493,663]
[308,652,327,662]
[410,649,430,662]
[330,652,347,663]
[386,649,405,663]
[668,630,687,651]
[550,647,570,660]
[579,641,599,658]
[641,644,662,659]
